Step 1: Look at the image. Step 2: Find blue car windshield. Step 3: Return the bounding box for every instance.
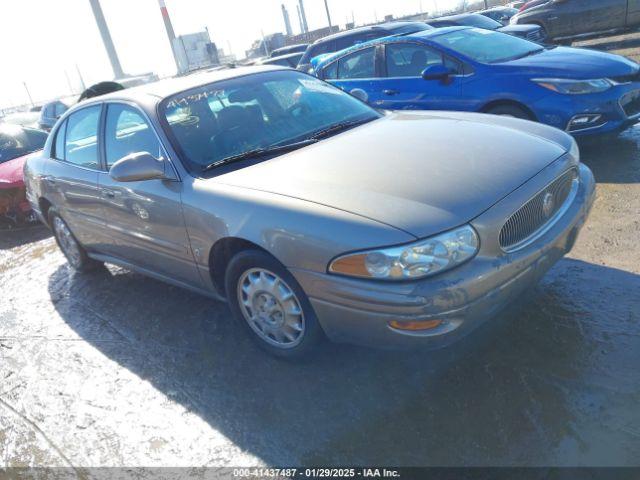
[431,28,544,64]
[161,71,380,173]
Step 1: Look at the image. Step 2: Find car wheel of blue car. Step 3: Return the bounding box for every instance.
[225,249,325,358]
[486,104,532,120]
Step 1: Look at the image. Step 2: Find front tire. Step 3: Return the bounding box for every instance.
[49,208,101,272]
[225,250,324,358]
[485,104,533,120]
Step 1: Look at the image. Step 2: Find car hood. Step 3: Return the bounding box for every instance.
[498,24,539,34]
[0,153,32,190]
[504,46,640,77]
[215,112,570,238]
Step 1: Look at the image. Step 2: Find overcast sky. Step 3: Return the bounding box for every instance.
[0,0,461,109]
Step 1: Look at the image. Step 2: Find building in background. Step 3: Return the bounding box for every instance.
[245,32,286,59]
[173,29,220,73]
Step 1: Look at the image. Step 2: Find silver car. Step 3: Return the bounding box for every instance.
[25,66,595,358]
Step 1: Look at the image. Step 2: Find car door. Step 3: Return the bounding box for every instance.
[97,102,201,287]
[44,105,105,250]
[371,42,464,111]
[575,0,627,32]
[545,0,624,37]
[323,46,381,103]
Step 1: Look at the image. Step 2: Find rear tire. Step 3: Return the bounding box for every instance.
[225,250,324,359]
[485,104,533,120]
[48,208,102,272]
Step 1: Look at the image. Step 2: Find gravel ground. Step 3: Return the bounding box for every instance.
[2,39,640,469]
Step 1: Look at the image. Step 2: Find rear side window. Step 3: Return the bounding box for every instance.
[53,121,67,160]
[336,47,376,79]
[105,104,162,169]
[64,105,101,169]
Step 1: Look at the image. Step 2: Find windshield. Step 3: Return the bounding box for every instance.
[161,70,380,174]
[0,127,47,164]
[431,28,544,63]
[457,15,502,30]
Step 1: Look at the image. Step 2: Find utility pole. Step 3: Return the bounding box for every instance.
[157,0,182,74]
[75,64,86,91]
[23,82,34,106]
[64,70,74,95]
[484,0,488,8]
[88,0,124,79]
[324,0,333,29]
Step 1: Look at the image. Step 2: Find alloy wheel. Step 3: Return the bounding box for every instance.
[53,217,82,268]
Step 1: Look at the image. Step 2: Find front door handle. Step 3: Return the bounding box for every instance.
[383,89,400,96]
[102,189,116,198]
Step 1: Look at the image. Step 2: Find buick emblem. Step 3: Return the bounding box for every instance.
[542,192,555,217]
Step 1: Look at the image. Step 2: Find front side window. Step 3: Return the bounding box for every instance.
[161,70,380,174]
[336,47,376,79]
[105,104,162,169]
[385,43,444,77]
[64,105,101,169]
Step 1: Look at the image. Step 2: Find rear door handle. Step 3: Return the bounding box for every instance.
[383,89,400,96]
[102,189,116,198]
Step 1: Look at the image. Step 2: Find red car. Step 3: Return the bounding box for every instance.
[0,124,47,228]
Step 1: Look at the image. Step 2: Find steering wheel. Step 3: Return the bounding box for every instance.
[287,102,312,118]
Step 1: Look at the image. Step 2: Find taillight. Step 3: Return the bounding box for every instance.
[519,2,531,11]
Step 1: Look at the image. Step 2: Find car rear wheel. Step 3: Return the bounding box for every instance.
[225,250,324,358]
[486,104,533,120]
[49,208,101,272]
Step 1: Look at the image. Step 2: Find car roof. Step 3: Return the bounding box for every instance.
[313,26,469,67]
[262,52,303,61]
[72,65,288,106]
[311,21,430,44]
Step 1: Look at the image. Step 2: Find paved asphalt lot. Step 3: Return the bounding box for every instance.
[2,39,640,468]
[2,131,639,468]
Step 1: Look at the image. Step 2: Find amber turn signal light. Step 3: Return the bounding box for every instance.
[388,319,443,331]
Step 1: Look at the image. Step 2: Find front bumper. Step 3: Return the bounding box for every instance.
[531,82,640,137]
[291,162,596,349]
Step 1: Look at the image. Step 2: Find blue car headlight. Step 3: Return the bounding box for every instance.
[329,225,479,281]
[532,78,613,95]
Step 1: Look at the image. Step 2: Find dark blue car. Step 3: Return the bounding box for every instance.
[312,27,640,136]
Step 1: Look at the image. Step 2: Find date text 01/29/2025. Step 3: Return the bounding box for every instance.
[232,468,401,478]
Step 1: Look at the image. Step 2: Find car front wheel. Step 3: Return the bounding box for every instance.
[225,250,324,358]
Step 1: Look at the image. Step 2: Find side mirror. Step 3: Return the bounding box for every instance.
[422,64,453,82]
[109,152,166,182]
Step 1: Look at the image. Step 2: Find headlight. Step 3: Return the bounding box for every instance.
[532,78,612,95]
[329,225,479,281]
[569,139,580,161]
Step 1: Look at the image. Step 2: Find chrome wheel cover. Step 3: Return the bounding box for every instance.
[53,217,82,268]
[237,268,305,349]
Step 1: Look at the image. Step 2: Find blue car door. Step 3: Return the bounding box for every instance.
[372,42,465,111]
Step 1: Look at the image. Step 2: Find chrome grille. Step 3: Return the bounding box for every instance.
[500,169,578,252]
[526,30,544,42]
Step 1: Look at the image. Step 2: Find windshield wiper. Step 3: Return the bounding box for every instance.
[308,118,372,141]
[202,139,318,172]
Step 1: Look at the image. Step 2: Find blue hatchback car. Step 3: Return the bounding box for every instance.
[312,27,640,136]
